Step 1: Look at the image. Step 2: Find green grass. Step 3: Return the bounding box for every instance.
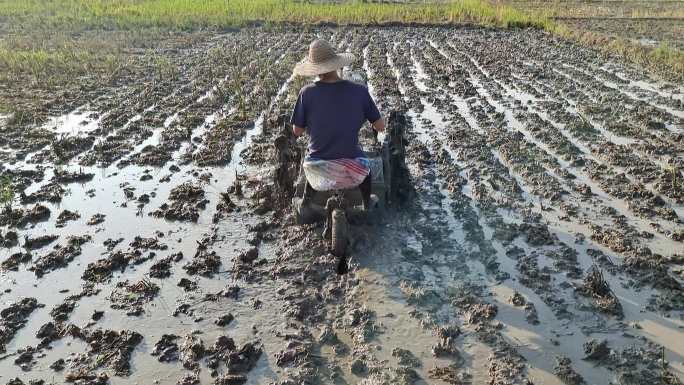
[0,176,15,211]
[505,0,684,19]
[0,0,549,100]
[0,48,112,77]
[552,23,684,81]
[0,0,549,30]
[0,44,123,89]
[1,0,679,112]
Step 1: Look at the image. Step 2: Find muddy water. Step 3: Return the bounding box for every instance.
[403,42,610,384]
[1,27,683,385]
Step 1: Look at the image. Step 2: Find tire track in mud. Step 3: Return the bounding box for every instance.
[364,30,684,384]
[424,29,680,380]
[438,34,679,232]
[345,33,532,384]
[404,37,591,385]
[445,42,683,233]
[365,36,489,383]
[558,63,684,122]
[415,39,635,385]
[404,34,612,380]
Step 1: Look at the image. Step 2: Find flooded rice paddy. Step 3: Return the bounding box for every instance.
[0,27,683,385]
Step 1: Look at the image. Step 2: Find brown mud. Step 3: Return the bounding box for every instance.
[0,26,683,385]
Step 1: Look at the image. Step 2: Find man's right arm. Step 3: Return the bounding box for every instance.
[365,88,384,132]
[371,118,385,132]
[293,125,305,137]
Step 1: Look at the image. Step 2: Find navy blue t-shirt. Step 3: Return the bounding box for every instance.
[290,80,381,160]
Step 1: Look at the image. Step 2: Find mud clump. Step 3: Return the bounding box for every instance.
[589,224,634,254]
[20,182,65,204]
[110,279,160,316]
[275,343,308,368]
[185,251,221,277]
[30,235,92,277]
[52,135,96,163]
[92,310,104,321]
[2,251,32,270]
[518,222,556,246]
[509,291,526,306]
[193,118,253,166]
[225,340,263,373]
[65,370,109,384]
[215,313,234,327]
[65,327,142,377]
[124,144,174,167]
[432,325,461,358]
[576,265,623,318]
[5,377,48,385]
[50,283,100,322]
[392,347,421,368]
[180,334,207,369]
[238,247,258,264]
[14,346,38,371]
[23,234,59,250]
[36,322,60,347]
[487,343,529,384]
[82,249,152,282]
[213,192,237,223]
[148,252,183,278]
[50,301,75,322]
[428,364,471,384]
[184,247,221,277]
[103,237,124,251]
[1,230,19,248]
[151,334,180,362]
[50,358,65,371]
[523,302,540,325]
[177,373,200,385]
[130,235,167,251]
[0,298,44,353]
[52,168,94,184]
[82,251,132,282]
[213,375,247,385]
[56,209,80,227]
[583,339,611,361]
[509,292,539,324]
[152,182,207,222]
[0,204,51,228]
[452,295,498,325]
[177,277,198,291]
[86,213,106,226]
[554,355,585,385]
[176,333,261,375]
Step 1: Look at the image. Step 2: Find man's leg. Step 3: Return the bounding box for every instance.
[298,181,317,224]
[359,173,371,210]
[302,181,316,205]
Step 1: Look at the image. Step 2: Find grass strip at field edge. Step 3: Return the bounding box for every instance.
[549,23,684,82]
[0,0,550,30]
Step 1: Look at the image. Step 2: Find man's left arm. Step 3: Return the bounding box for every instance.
[365,91,384,132]
[291,89,307,137]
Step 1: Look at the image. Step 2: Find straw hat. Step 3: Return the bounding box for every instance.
[293,39,354,77]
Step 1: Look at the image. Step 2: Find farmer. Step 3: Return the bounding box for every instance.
[291,39,385,213]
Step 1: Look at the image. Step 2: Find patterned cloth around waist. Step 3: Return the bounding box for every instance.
[303,157,370,191]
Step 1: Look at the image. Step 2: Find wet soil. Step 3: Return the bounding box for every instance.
[0,26,683,385]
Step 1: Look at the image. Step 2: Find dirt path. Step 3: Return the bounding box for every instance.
[0,26,682,385]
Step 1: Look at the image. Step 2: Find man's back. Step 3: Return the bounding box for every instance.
[291,79,380,160]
